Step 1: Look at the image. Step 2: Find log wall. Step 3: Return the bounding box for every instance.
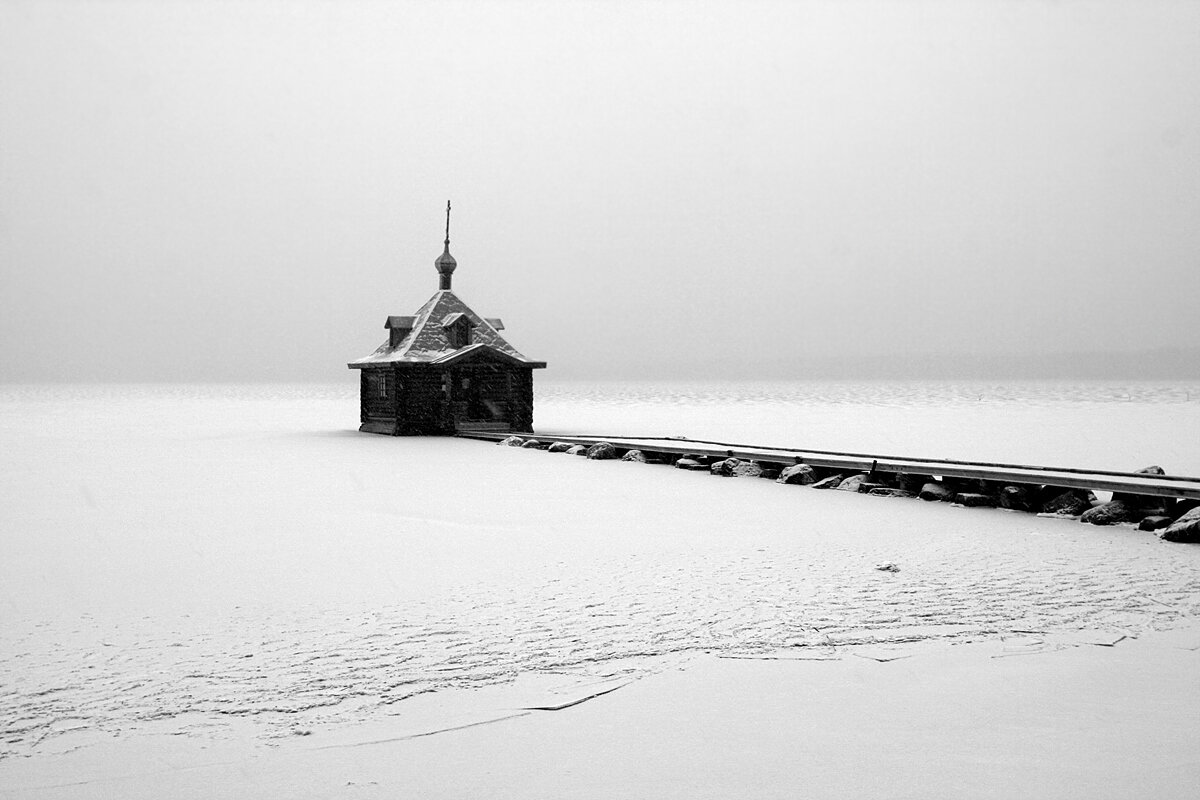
[395,365,453,435]
[359,362,539,436]
[359,369,398,433]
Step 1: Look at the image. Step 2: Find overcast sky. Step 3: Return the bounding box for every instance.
[2,0,1198,381]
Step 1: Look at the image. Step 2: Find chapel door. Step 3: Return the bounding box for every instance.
[452,365,511,430]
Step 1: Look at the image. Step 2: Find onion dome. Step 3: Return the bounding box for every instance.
[435,200,456,290]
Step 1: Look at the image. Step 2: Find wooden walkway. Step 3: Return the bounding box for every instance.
[457,431,1200,501]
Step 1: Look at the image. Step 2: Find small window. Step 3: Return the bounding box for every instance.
[366,372,387,398]
[448,318,472,348]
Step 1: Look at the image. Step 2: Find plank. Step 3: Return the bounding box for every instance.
[456,431,1200,501]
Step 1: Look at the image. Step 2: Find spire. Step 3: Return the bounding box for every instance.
[434,199,457,291]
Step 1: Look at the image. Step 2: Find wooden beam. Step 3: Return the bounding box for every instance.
[456,431,1200,501]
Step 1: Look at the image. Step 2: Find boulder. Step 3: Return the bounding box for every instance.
[1081,500,1135,526]
[674,457,708,471]
[776,464,817,485]
[731,460,764,478]
[918,482,955,502]
[896,473,933,494]
[1113,466,1170,515]
[1122,495,1170,516]
[498,435,524,447]
[547,442,574,453]
[565,445,587,456]
[585,442,617,460]
[811,475,844,490]
[857,482,888,494]
[1172,498,1200,517]
[954,493,996,508]
[709,458,739,477]
[519,439,544,449]
[1160,507,1200,543]
[621,449,648,463]
[979,479,1007,497]
[868,487,915,499]
[998,485,1037,512]
[836,474,869,492]
[707,458,764,478]
[1138,515,1173,532]
[944,477,991,496]
[1039,489,1096,517]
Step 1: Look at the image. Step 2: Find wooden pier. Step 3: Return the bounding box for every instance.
[457,431,1200,502]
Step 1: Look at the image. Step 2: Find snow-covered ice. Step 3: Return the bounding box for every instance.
[2,381,1199,797]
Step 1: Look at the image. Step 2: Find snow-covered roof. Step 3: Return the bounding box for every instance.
[348,290,545,369]
[385,316,416,330]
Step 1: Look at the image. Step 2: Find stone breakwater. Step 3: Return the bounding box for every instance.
[499,436,1200,543]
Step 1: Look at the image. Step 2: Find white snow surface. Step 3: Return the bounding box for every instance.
[2,380,1200,790]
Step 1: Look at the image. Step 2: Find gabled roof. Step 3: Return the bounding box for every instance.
[349,290,545,369]
[385,316,416,330]
[430,343,544,368]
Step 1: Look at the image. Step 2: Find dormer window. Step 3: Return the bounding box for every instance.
[385,316,415,348]
[448,318,471,347]
[441,312,474,349]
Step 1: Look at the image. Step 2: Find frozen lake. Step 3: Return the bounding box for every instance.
[3,380,1200,764]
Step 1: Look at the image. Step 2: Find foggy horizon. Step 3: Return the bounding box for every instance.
[3,1,1198,384]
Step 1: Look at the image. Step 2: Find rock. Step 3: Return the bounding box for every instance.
[1122,496,1170,516]
[585,442,617,460]
[998,485,1036,512]
[565,445,587,456]
[979,479,1007,497]
[1172,498,1200,517]
[944,477,991,496]
[1139,515,1173,532]
[621,449,647,463]
[1113,467,1170,515]
[1159,498,1199,521]
[731,460,764,478]
[875,562,900,573]
[1081,500,1135,526]
[836,474,869,492]
[674,457,708,471]
[857,482,887,494]
[709,458,739,477]
[1160,507,1200,543]
[954,493,996,508]
[868,487,915,498]
[498,435,524,447]
[1039,489,1096,517]
[918,482,954,502]
[811,475,844,490]
[896,473,932,493]
[707,458,764,478]
[759,468,781,480]
[776,464,817,485]
[519,439,544,449]
[547,441,574,453]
